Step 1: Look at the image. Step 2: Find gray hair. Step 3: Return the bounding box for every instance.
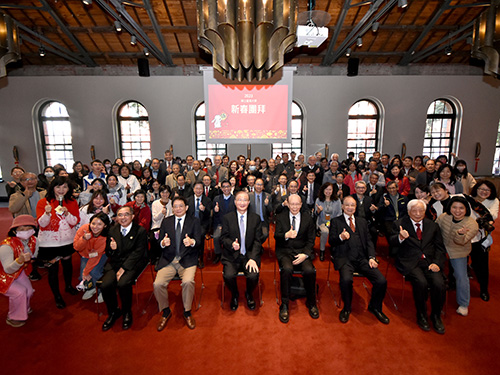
[407,199,427,212]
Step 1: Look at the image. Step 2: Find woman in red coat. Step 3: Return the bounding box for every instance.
[344,161,363,195]
[125,190,152,231]
[385,164,410,196]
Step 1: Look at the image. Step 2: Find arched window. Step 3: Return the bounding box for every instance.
[271,101,303,157]
[39,101,74,170]
[423,99,456,159]
[195,102,227,160]
[347,100,379,156]
[117,101,151,163]
[492,120,500,175]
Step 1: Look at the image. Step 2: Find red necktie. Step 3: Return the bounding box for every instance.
[216,169,219,185]
[416,223,422,241]
[205,187,209,196]
[349,217,355,232]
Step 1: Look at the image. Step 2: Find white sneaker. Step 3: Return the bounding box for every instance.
[95,292,103,304]
[456,306,468,316]
[82,288,97,300]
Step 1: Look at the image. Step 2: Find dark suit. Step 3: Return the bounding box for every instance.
[302,164,323,183]
[150,168,166,186]
[416,170,437,186]
[102,223,148,315]
[366,183,383,205]
[212,194,236,255]
[333,183,350,201]
[221,211,262,298]
[203,185,219,201]
[274,192,307,215]
[351,194,378,246]
[172,185,193,199]
[274,209,316,306]
[187,194,213,258]
[159,160,175,177]
[249,191,272,242]
[390,217,446,317]
[328,215,387,312]
[300,181,320,210]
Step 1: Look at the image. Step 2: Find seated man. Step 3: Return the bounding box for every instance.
[101,205,148,331]
[221,191,262,311]
[390,199,446,334]
[154,196,202,331]
[329,196,389,325]
[274,194,319,323]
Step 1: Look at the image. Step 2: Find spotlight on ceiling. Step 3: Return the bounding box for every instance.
[82,0,92,5]
[372,22,379,33]
[39,46,46,57]
[114,21,122,32]
[398,0,408,8]
[143,48,150,56]
[130,35,137,46]
[356,37,363,47]
[346,47,352,57]
[445,46,452,56]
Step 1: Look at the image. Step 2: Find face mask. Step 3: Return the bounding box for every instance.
[105,164,112,168]
[249,166,256,171]
[145,162,151,167]
[45,172,54,178]
[16,229,35,240]
[457,166,465,172]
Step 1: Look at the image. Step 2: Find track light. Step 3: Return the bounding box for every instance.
[39,46,46,57]
[114,21,122,32]
[346,48,351,57]
[130,35,137,46]
[82,0,92,5]
[444,46,452,56]
[398,0,408,8]
[372,22,379,33]
[356,37,363,47]
[143,48,150,56]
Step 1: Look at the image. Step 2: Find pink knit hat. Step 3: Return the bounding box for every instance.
[9,215,38,231]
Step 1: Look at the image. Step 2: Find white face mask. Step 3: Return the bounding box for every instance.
[45,172,54,178]
[16,229,35,240]
[457,166,465,172]
[105,164,112,168]
[249,166,256,171]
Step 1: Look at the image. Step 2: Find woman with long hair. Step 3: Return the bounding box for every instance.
[79,190,111,226]
[315,182,341,261]
[344,161,363,195]
[385,164,410,196]
[435,163,463,195]
[125,190,152,231]
[453,159,476,195]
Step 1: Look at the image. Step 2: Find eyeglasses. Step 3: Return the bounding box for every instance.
[478,188,491,192]
[117,213,132,217]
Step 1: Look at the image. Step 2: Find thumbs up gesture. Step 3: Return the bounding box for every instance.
[110,237,117,250]
[286,226,297,239]
[103,204,110,214]
[161,233,171,247]
[264,196,269,206]
[183,233,194,247]
[232,238,240,251]
[45,203,52,214]
[340,228,350,241]
[199,202,205,211]
[19,251,32,263]
[83,230,92,241]
[384,196,390,206]
[316,204,323,213]
[214,202,220,212]
[399,226,409,241]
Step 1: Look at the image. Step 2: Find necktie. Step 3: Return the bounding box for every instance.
[292,216,296,231]
[195,198,200,218]
[308,183,313,204]
[257,194,264,221]
[281,186,286,196]
[205,187,209,196]
[349,217,355,232]
[416,223,422,241]
[121,228,127,237]
[216,168,219,184]
[239,215,246,255]
[175,218,182,257]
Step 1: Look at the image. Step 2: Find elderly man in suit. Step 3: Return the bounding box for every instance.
[185,160,207,186]
[329,196,389,325]
[154,196,202,331]
[172,174,193,199]
[208,155,228,188]
[187,182,212,269]
[390,199,446,334]
[274,194,319,323]
[212,180,236,264]
[249,178,272,243]
[101,205,148,331]
[221,191,262,311]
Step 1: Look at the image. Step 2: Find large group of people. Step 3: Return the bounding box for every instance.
[1,150,497,335]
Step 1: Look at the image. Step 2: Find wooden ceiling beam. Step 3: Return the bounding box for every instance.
[143,0,174,66]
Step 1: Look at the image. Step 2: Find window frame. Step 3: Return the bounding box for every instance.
[116,100,152,163]
[194,102,228,160]
[492,120,500,175]
[423,98,457,159]
[347,99,380,156]
[271,101,304,157]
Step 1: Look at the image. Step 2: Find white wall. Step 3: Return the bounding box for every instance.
[1,73,500,197]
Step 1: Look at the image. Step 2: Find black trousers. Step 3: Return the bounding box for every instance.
[101,263,144,315]
[339,260,387,312]
[470,241,489,293]
[222,256,260,298]
[279,256,316,306]
[406,259,446,316]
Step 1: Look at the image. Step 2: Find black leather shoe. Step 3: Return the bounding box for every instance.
[339,309,350,323]
[480,291,490,301]
[431,314,445,334]
[279,304,289,323]
[230,296,238,311]
[417,313,430,332]
[65,286,79,296]
[368,305,390,324]
[212,254,221,265]
[122,311,133,330]
[102,309,122,331]
[29,270,42,281]
[55,295,66,309]
[198,257,205,269]
[308,305,320,319]
[245,291,256,310]
[319,251,325,262]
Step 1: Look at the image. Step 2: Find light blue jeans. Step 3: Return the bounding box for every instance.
[450,257,470,307]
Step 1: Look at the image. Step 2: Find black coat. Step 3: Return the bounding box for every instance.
[106,223,148,272]
[221,211,262,264]
[274,209,315,261]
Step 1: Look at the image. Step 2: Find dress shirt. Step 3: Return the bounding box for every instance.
[289,211,301,232]
[120,223,133,237]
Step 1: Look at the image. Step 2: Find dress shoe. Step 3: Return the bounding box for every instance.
[368,305,390,324]
[102,309,122,331]
[183,314,196,330]
[65,286,79,296]
[339,309,350,323]
[198,257,205,269]
[308,305,320,319]
[417,313,430,332]
[55,295,66,309]
[480,291,490,302]
[319,251,325,262]
[430,314,445,334]
[279,304,289,323]
[122,311,133,330]
[245,291,256,310]
[29,270,42,281]
[212,254,221,265]
[157,311,172,332]
[230,296,239,311]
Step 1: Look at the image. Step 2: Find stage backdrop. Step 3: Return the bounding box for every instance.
[203,67,294,143]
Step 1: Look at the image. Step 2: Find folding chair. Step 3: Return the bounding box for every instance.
[221,271,263,308]
[273,257,319,305]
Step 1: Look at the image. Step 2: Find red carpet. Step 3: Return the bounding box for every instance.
[0,207,498,374]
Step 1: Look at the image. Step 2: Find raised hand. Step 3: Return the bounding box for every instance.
[199,202,205,211]
[316,204,323,213]
[161,233,171,247]
[340,228,350,241]
[384,196,390,206]
[214,202,220,213]
[232,238,240,251]
[399,225,409,241]
[110,237,117,250]
[19,251,31,263]
[457,226,470,235]
[264,197,269,206]
[83,230,92,241]
[103,204,110,214]
[45,203,52,214]
[285,226,297,239]
[183,233,194,247]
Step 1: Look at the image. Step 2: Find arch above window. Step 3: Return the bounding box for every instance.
[347,99,380,156]
[271,101,304,157]
[423,98,457,159]
[117,101,152,163]
[194,102,228,160]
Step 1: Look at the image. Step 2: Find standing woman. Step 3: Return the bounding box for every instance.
[37,166,55,190]
[0,215,37,327]
[435,163,463,194]
[69,161,85,194]
[315,183,342,261]
[436,197,478,316]
[125,190,152,231]
[468,180,499,302]
[36,176,80,309]
[454,159,476,195]
[344,161,363,195]
[150,185,173,262]
[385,164,411,196]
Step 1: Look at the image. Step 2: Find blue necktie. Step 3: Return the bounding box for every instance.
[175,218,182,257]
[121,228,127,237]
[257,194,264,222]
[195,198,200,218]
[239,215,246,255]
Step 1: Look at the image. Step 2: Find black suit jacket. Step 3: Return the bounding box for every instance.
[350,194,375,223]
[157,215,202,269]
[300,181,321,205]
[106,223,148,272]
[212,194,235,227]
[172,185,193,199]
[328,215,375,270]
[389,217,446,276]
[248,191,272,227]
[150,167,167,186]
[366,183,384,205]
[333,183,350,200]
[221,211,262,264]
[186,194,212,233]
[274,209,315,261]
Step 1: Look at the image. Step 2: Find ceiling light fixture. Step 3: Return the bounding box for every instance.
[357,37,363,47]
[114,21,122,32]
[39,46,46,57]
[372,22,379,33]
[346,47,351,57]
[130,35,137,46]
[82,0,92,5]
[398,0,408,8]
[444,45,452,56]
[143,48,149,56]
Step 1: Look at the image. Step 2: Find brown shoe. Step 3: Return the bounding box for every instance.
[183,314,196,330]
[157,311,172,332]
